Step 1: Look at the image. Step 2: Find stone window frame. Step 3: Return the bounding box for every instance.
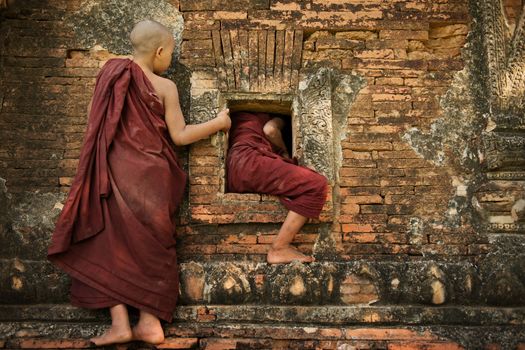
[188,69,354,224]
[187,28,362,224]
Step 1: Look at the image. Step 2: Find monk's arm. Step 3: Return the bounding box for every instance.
[164,81,230,146]
[263,117,289,157]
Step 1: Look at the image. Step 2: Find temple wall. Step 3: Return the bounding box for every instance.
[1,0,525,348]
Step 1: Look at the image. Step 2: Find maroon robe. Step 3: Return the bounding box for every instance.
[47,58,187,322]
[227,111,327,218]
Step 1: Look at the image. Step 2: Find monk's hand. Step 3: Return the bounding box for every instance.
[217,108,231,132]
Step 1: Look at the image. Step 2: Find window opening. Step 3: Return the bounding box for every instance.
[223,98,293,194]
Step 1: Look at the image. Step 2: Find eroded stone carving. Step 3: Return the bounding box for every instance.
[482,130,525,172]
[427,264,447,305]
[189,91,219,124]
[211,29,303,94]
[204,263,251,304]
[486,222,525,232]
[482,0,525,112]
[267,261,336,304]
[179,262,205,303]
[486,171,525,180]
[295,69,334,180]
[479,255,525,305]
[483,133,525,170]
[294,68,363,182]
[481,0,525,173]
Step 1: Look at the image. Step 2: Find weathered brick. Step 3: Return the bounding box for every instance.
[216,244,269,254]
[388,342,464,349]
[316,37,366,50]
[343,141,393,151]
[365,39,409,50]
[182,30,212,40]
[365,125,404,134]
[181,0,269,11]
[341,203,361,214]
[385,194,420,205]
[429,24,469,39]
[341,223,374,233]
[340,177,381,187]
[428,58,464,71]
[157,338,200,349]
[335,30,377,40]
[343,232,377,243]
[341,195,383,204]
[375,77,404,85]
[379,30,429,40]
[343,58,427,70]
[16,339,92,349]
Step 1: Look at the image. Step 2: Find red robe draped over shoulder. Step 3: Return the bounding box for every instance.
[47,58,186,322]
[227,111,327,218]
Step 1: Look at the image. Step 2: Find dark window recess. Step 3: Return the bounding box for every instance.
[273,113,293,157]
[224,99,293,194]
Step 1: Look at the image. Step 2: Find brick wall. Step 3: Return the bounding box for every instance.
[0,0,521,259]
[177,0,473,261]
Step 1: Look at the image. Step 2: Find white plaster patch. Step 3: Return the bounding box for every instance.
[456,185,468,197]
[511,199,525,221]
[303,327,318,334]
[391,278,400,289]
[485,117,497,132]
[488,215,514,224]
[452,175,469,196]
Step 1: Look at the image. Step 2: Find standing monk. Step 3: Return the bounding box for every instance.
[227,111,328,264]
[47,20,231,346]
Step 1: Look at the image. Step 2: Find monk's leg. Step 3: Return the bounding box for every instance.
[132,310,165,344]
[90,304,133,346]
[267,210,315,264]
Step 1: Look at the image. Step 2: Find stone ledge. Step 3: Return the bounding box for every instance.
[1,319,524,349]
[175,259,525,306]
[1,305,524,326]
[176,305,525,326]
[4,258,525,307]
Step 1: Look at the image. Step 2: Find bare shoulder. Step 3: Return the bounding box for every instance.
[153,75,177,94]
[147,74,178,105]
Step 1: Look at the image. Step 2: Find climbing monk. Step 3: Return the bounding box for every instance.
[226,111,328,264]
[47,20,231,346]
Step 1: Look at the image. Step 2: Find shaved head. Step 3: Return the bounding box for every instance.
[130,20,173,55]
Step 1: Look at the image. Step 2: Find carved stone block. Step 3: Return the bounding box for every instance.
[483,132,525,171]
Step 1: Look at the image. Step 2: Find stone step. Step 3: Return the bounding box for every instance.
[4,258,524,307]
[1,304,524,326]
[1,315,525,349]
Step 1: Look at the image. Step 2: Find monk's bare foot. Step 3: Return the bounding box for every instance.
[89,325,133,346]
[267,246,315,264]
[132,318,165,344]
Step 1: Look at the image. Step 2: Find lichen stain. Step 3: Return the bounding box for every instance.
[69,0,184,60]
